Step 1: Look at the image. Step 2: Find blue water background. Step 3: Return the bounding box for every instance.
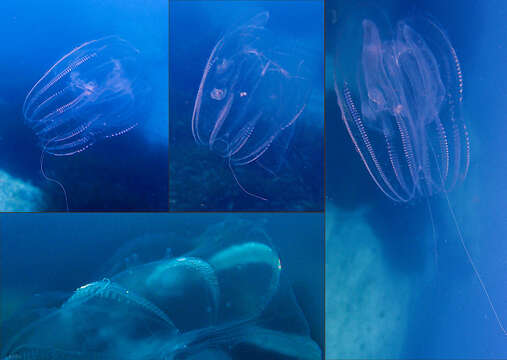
[169,0,324,211]
[0,0,168,210]
[326,0,507,357]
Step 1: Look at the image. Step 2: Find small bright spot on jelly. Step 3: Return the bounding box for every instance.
[84,82,95,92]
[210,88,226,101]
[240,91,247,97]
[77,283,92,290]
[176,257,186,262]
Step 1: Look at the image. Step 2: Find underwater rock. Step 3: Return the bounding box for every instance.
[0,170,45,211]
[326,204,413,358]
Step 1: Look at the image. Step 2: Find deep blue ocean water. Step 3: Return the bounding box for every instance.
[326,0,507,358]
[0,0,169,211]
[169,0,324,211]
